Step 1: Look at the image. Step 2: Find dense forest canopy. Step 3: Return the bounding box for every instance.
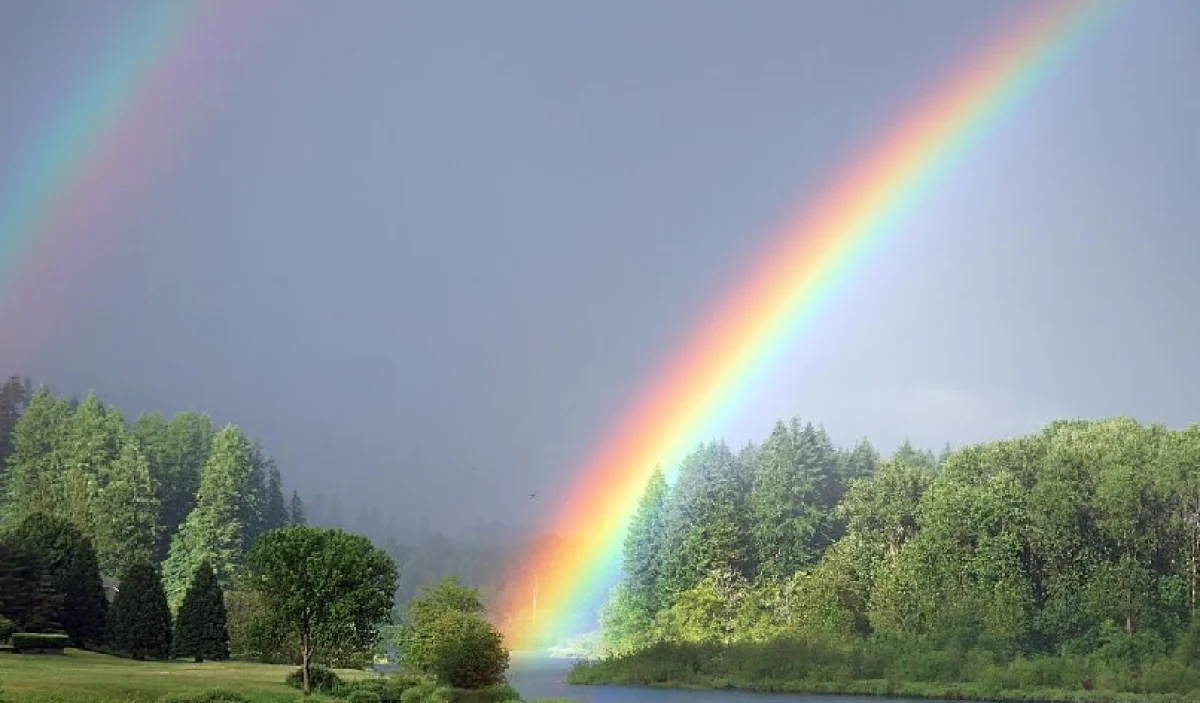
[587,414,1200,679]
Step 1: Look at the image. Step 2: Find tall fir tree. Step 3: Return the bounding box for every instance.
[106,560,173,660]
[288,491,307,526]
[263,462,288,533]
[749,419,826,581]
[161,425,255,610]
[9,512,108,647]
[1,387,71,529]
[658,441,754,601]
[621,467,670,615]
[136,412,214,562]
[93,442,160,577]
[172,558,230,662]
[242,441,268,551]
[0,375,31,472]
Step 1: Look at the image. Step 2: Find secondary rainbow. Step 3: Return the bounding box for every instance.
[497,0,1121,651]
[0,1,270,363]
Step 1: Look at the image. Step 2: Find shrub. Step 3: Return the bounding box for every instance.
[10,633,70,652]
[157,689,250,702]
[284,664,341,692]
[422,610,509,689]
[346,690,383,703]
[0,616,16,642]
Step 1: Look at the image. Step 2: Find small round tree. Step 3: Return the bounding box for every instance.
[106,561,172,660]
[398,577,510,689]
[245,526,397,695]
[172,558,230,662]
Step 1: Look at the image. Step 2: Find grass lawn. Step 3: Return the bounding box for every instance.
[0,648,371,702]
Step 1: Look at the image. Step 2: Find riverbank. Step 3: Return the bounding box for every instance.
[566,642,1200,703]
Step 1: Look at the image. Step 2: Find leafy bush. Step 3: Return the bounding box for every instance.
[0,616,16,642]
[331,677,413,702]
[157,689,250,702]
[346,690,383,703]
[10,632,70,652]
[421,610,509,689]
[283,664,342,692]
[446,683,524,702]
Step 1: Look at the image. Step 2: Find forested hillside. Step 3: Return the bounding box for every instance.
[0,375,302,606]
[577,416,1200,697]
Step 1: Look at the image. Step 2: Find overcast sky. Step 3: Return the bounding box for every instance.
[0,0,1196,534]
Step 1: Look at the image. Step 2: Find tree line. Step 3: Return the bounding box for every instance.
[0,375,305,605]
[582,416,1200,695]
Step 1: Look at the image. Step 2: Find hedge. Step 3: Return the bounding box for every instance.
[11,633,71,653]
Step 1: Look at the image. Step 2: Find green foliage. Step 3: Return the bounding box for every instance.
[1,387,72,530]
[0,375,32,472]
[173,558,230,662]
[6,512,108,647]
[10,632,71,652]
[588,416,1200,699]
[287,491,306,526]
[93,440,160,578]
[106,561,173,660]
[284,664,342,692]
[245,525,397,693]
[424,610,509,689]
[657,441,754,602]
[162,425,258,610]
[0,615,16,642]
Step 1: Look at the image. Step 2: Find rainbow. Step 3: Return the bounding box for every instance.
[497,0,1121,650]
[0,1,270,363]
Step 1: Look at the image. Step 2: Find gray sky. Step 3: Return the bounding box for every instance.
[0,0,1196,534]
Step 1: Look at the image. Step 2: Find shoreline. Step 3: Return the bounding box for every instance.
[566,675,1200,703]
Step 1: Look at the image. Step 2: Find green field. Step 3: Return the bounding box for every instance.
[0,649,369,702]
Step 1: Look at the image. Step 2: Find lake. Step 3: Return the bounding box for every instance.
[506,654,952,703]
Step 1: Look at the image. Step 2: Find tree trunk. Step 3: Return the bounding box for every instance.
[300,627,311,695]
[1125,612,1133,635]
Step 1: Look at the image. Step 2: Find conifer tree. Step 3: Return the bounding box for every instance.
[106,560,172,660]
[172,558,229,662]
[1,387,71,529]
[93,442,160,577]
[0,375,31,471]
[161,426,254,609]
[622,467,670,614]
[9,512,107,647]
[263,461,287,533]
[288,491,307,526]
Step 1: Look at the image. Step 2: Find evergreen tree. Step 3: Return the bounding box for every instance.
[172,558,230,662]
[106,560,173,660]
[9,512,107,647]
[658,441,754,601]
[93,442,160,577]
[63,392,124,480]
[161,426,255,609]
[749,420,826,581]
[1,387,71,529]
[0,375,31,471]
[288,491,307,526]
[0,531,64,634]
[242,441,268,550]
[621,467,670,614]
[136,411,214,562]
[263,460,287,533]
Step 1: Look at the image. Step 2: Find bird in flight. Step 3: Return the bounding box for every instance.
[529,492,538,499]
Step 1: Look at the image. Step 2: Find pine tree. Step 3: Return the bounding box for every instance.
[262,461,287,533]
[288,491,307,526]
[136,412,214,562]
[621,467,670,615]
[106,560,172,660]
[0,375,31,471]
[242,441,268,551]
[161,426,254,609]
[658,441,754,601]
[2,387,71,529]
[93,442,160,577]
[172,558,229,661]
[9,512,107,647]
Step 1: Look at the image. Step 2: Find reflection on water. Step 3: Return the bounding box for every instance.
[506,653,952,703]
